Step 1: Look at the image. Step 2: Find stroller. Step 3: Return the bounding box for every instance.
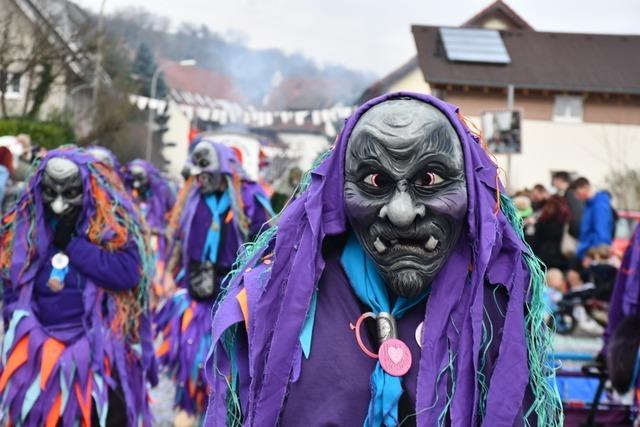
[551,264,617,335]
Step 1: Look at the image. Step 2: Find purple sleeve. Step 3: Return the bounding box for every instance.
[66,237,141,290]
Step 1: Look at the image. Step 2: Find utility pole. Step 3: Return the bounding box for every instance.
[92,0,107,142]
[506,84,514,193]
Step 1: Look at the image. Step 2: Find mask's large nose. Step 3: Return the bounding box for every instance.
[379,180,425,228]
[51,196,68,215]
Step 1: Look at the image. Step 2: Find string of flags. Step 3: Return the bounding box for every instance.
[129,94,355,129]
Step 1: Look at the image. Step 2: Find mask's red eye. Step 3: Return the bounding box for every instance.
[363,172,393,188]
[363,173,380,187]
[414,172,444,187]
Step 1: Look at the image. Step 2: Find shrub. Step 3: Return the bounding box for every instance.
[0,118,75,149]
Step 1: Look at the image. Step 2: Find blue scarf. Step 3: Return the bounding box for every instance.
[202,191,231,263]
[340,233,428,427]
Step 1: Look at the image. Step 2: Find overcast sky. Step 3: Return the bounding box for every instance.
[76,0,640,76]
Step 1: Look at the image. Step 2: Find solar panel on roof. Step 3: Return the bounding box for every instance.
[439,27,511,64]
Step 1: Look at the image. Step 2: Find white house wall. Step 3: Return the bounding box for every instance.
[386,67,431,95]
[162,100,191,179]
[464,116,640,192]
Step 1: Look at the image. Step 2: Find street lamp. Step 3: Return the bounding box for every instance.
[145,59,197,162]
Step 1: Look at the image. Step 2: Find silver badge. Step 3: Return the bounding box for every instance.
[51,252,69,270]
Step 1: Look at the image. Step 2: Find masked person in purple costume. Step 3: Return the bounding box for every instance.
[156,139,272,417]
[603,226,640,402]
[124,159,176,301]
[0,147,157,426]
[206,93,562,427]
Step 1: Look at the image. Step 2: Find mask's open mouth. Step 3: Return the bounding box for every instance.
[373,235,441,255]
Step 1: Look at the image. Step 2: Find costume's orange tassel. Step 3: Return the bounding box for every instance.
[40,338,65,389]
[156,339,170,357]
[0,335,29,392]
[45,393,62,427]
[225,210,234,224]
[181,305,195,332]
[88,176,128,250]
[188,378,196,397]
[104,356,111,378]
[74,375,92,427]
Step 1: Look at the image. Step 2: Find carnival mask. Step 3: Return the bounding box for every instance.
[191,142,225,195]
[40,157,84,224]
[128,164,150,195]
[344,99,467,298]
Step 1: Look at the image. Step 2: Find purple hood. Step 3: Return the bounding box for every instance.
[206,93,561,426]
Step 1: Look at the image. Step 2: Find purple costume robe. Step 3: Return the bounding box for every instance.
[604,226,640,351]
[124,159,175,235]
[125,159,176,299]
[0,148,156,426]
[206,93,562,426]
[156,141,271,415]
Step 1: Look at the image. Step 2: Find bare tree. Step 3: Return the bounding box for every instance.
[0,4,93,120]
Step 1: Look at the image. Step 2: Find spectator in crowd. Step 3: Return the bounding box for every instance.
[552,171,584,240]
[529,183,550,212]
[573,177,615,259]
[533,194,571,271]
[513,194,536,246]
[582,244,618,301]
[13,133,34,182]
[0,146,14,210]
[545,268,567,312]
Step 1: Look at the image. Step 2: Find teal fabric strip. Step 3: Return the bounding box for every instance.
[2,309,29,364]
[340,233,428,427]
[255,192,276,217]
[202,191,231,263]
[299,290,318,359]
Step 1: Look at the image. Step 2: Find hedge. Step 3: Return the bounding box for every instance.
[0,118,75,149]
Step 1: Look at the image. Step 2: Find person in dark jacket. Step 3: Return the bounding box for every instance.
[552,171,584,239]
[573,177,614,260]
[533,195,571,270]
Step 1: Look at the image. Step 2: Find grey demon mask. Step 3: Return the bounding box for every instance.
[128,164,150,196]
[40,157,84,225]
[190,142,225,195]
[344,99,468,298]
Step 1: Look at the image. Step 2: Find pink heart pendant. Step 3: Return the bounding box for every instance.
[378,338,412,377]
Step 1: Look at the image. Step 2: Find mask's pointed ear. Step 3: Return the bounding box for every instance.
[608,314,640,393]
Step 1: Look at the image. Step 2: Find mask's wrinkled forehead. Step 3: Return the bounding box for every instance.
[44,157,81,182]
[347,99,463,169]
[191,142,220,172]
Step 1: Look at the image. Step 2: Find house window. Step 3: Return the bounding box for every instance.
[0,72,22,98]
[8,73,21,94]
[553,95,583,122]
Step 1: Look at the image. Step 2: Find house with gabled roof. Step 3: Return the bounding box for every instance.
[0,0,99,120]
[359,0,640,195]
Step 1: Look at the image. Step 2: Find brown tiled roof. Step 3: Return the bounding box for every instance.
[159,59,246,104]
[463,0,533,30]
[412,26,640,94]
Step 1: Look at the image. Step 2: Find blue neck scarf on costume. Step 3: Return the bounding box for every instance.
[202,191,231,263]
[340,233,428,427]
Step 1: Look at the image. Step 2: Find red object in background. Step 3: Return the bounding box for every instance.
[0,146,14,177]
[230,146,243,164]
[612,210,640,258]
[188,127,200,145]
